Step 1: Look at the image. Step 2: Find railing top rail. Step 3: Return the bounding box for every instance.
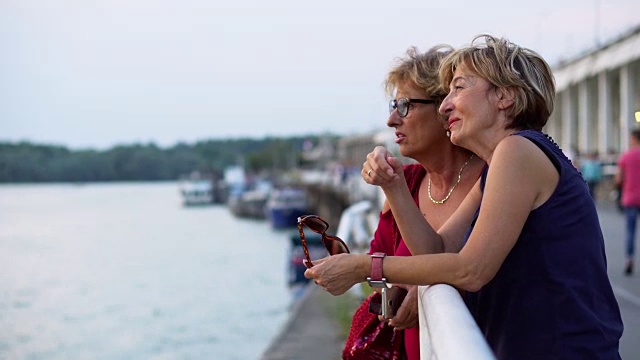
[418,284,495,360]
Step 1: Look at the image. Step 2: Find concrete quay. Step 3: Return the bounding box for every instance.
[260,283,347,360]
[596,200,640,360]
[261,200,640,359]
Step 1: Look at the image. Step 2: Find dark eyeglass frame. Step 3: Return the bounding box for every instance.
[389,97,436,118]
[297,215,350,268]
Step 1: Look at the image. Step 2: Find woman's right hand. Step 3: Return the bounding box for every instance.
[303,253,369,296]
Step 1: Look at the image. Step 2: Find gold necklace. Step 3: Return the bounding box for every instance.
[428,154,474,204]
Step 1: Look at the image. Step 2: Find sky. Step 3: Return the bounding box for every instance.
[1,0,639,150]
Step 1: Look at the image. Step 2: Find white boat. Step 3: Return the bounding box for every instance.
[179,173,214,206]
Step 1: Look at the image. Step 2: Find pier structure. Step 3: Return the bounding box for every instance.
[296,129,398,227]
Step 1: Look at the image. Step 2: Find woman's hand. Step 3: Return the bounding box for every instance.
[388,285,419,330]
[304,253,368,296]
[362,146,403,187]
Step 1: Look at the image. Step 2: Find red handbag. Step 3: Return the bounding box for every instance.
[342,292,406,360]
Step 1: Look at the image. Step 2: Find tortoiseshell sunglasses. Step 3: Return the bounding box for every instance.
[297,215,350,268]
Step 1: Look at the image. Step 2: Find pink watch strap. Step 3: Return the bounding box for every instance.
[370,252,386,281]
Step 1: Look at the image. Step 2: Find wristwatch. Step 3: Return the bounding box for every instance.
[367,252,390,288]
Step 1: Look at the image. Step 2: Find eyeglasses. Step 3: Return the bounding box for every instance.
[297,215,350,268]
[389,97,436,118]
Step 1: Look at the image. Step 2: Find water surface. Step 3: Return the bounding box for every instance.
[0,182,294,359]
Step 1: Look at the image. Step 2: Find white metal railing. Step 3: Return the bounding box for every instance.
[419,284,495,360]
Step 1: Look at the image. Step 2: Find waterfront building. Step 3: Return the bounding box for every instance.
[547,25,640,159]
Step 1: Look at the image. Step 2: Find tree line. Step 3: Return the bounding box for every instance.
[0,136,328,183]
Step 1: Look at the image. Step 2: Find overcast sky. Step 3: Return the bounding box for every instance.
[1,0,639,149]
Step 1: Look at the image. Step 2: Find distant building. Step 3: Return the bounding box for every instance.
[547,25,640,156]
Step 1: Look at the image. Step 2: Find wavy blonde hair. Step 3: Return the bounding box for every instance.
[439,35,555,131]
[385,45,454,111]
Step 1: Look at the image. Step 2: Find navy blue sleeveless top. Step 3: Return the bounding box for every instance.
[465,130,623,359]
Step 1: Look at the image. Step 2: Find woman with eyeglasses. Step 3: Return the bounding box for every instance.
[307,35,622,359]
[344,45,485,360]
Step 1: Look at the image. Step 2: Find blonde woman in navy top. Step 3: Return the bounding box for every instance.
[306,35,623,359]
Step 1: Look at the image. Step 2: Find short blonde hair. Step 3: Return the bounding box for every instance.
[439,35,555,131]
[385,45,454,109]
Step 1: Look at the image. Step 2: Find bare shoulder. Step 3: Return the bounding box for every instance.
[491,136,544,167]
[492,134,559,207]
[495,134,534,154]
[493,134,551,168]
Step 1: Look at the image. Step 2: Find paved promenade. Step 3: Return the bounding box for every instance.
[262,200,640,359]
[261,283,346,360]
[596,200,640,359]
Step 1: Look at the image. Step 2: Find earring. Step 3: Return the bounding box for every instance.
[446,130,451,138]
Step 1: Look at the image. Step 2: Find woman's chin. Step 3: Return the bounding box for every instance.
[398,148,412,158]
[449,133,460,145]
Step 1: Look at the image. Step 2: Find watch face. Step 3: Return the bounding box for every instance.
[367,278,389,288]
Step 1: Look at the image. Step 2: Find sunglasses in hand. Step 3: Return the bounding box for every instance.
[297,215,350,268]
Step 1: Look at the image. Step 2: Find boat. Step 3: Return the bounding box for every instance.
[227,179,272,219]
[266,187,309,229]
[179,172,214,206]
[228,189,269,219]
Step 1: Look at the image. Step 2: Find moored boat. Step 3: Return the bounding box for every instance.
[227,179,272,219]
[266,188,309,229]
[228,189,269,219]
[179,173,214,206]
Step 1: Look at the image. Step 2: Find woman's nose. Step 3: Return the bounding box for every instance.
[387,110,401,127]
[439,95,453,117]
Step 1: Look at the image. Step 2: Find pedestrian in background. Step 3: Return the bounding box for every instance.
[581,151,603,200]
[615,128,640,275]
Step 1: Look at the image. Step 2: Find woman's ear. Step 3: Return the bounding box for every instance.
[495,87,515,110]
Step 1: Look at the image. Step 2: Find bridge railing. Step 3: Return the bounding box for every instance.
[418,284,495,360]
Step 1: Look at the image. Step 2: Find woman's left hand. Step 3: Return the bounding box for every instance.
[304,253,368,296]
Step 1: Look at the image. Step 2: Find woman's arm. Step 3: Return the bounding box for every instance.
[382,173,481,255]
[451,135,558,289]
[390,136,558,290]
[308,135,558,294]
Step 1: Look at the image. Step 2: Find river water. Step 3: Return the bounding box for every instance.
[0,182,296,360]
